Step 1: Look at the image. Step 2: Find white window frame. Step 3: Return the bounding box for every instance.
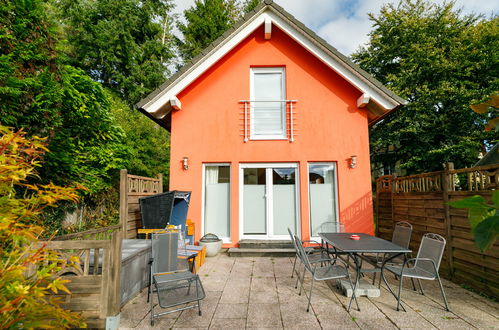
[201,163,231,243]
[307,162,340,240]
[249,67,287,140]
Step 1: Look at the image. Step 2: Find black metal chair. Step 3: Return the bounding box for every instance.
[287,228,327,281]
[362,221,413,285]
[319,221,351,265]
[294,235,359,312]
[148,232,205,325]
[381,233,450,312]
[320,221,344,234]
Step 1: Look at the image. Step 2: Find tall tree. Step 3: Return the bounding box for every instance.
[56,0,174,187]
[0,0,128,194]
[352,0,498,174]
[109,90,170,188]
[177,0,240,62]
[58,0,176,105]
[242,0,261,14]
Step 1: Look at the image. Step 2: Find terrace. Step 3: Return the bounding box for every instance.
[119,254,498,329]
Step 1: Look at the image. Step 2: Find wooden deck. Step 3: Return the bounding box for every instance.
[120,254,498,329]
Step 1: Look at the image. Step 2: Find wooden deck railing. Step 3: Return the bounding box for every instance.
[54,224,122,241]
[44,228,123,328]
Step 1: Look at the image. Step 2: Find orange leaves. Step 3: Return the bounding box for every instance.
[0,125,85,328]
[470,92,499,131]
[46,278,71,294]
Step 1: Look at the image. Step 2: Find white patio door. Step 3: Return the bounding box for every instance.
[240,163,299,239]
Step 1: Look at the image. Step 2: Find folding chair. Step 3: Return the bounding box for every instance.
[149,232,205,325]
[294,235,359,312]
[381,233,450,312]
[319,221,349,263]
[363,221,413,285]
[320,221,343,233]
[287,228,327,280]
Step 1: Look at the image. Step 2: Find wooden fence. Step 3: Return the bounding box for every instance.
[376,163,499,298]
[120,169,163,239]
[46,226,123,328]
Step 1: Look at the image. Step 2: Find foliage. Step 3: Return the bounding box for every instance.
[449,191,499,252]
[352,0,499,174]
[39,66,129,195]
[43,186,120,235]
[0,0,129,195]
[242,0,261,14]
[109,90,170,188]
[0,0,59,130]
[177,0,240,62]
[57,0,176,105]
[0,125,85,328]
[470,91,499,132]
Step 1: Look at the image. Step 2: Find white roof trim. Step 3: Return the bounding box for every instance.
[141,7,399,115]
[170,96,181,110]
[357,94,370,108]
[264,17,272,39]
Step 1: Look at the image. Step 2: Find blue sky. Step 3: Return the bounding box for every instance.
[174,0,498,55]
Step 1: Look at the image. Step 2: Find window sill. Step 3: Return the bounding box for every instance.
[249,137,289,141]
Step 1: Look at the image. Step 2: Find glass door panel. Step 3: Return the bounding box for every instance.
[309,164,338,236]
[243,168,267,235]
[204,165,230,239]
[272,168,296,235]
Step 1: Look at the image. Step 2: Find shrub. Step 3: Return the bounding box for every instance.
[0,126,85,328]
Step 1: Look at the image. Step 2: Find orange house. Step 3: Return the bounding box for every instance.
[137,1,404,247]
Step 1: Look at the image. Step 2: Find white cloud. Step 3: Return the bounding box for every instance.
[173,0,498,55]
[173,0,196,15]
[317,16,373,55]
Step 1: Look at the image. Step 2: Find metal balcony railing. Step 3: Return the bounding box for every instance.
[239,100,298,143]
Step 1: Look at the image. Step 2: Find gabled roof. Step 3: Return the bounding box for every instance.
[475,142,499,166]
[137,0,406,130]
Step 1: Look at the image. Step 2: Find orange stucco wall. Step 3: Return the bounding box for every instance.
[170,25,374,247]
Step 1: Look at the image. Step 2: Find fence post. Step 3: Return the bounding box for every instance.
[157,173,163,193]
[442,162,454,279]
[107,229,123,317]
[375,175,394,238]
[375,178,380,237]
[119,169,128,236]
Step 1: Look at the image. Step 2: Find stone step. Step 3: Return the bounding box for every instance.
[227,247,296,257]
[238,239,294,249]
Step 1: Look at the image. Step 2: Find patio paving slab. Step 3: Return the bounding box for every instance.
[213,303,248,319]
[250,289,279,304]
[119,253,499,329]
[209,318,247,329]
[247,303,282,328]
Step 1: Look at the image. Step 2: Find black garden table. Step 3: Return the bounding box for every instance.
[318,232,411,311]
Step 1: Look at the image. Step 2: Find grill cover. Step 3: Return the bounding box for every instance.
[139,191,191,230]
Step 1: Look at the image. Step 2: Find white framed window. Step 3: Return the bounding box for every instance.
[202,164,231,243]
[308,163,340,238]
[250,67,286,140]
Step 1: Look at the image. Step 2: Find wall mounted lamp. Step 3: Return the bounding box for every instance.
[182,157,189,170]
[350,155,357,169]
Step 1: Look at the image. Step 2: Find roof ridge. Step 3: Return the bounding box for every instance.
[136,1,270,109]
[137,0,405,128]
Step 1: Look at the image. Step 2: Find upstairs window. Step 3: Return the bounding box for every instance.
[250,67,286,139]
